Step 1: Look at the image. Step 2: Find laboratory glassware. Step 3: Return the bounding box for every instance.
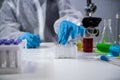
[77,34,82,51]
[116,13,120,45]
[100,19,114,44]
[83,37,93,52]
[96,19,115,54]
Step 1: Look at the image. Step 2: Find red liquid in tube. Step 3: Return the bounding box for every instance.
[83,37,93,52]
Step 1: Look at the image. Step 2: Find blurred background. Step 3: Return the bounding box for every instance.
[0,0,120,42]
[70,0,120,42]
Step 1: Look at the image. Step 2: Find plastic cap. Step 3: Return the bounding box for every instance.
[0,39,7,45]
[14,39,22,45]
[109,45,120,57]
[4,40,11,45]
[100,55,109,61]
[8,39,15,44]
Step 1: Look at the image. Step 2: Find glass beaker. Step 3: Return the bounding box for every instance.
[83,37,93,52]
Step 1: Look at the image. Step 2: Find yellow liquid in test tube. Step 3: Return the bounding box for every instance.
[118,56,120,60]
[77,41,82,51]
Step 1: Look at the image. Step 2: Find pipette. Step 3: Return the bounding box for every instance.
[97,55,120,67]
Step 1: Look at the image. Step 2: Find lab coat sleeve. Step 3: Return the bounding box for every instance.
[54,0,83,34]
[0,0,23,39]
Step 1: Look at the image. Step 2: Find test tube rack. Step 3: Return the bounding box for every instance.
[55,44,77,59]
[0,39,25,74]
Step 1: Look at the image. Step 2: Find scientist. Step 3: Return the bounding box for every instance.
[0,0,85,48]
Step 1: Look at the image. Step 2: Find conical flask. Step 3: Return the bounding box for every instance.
[96,19,114,54]
[100,19,115,44]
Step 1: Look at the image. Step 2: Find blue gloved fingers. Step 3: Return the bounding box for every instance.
[26,38,35,48]
[31,34,41,47]
[33,34,41,43]
[58,20,85,45]
[62,28,71,45]
[27,42,33,48]
[58,20,68,44]
[18,32,41,48]
[58,28,67,44]
[78,26,86,37]
[26,38,33,48]
[69,22,78,39]
[61,25,70,45]
[58,24,64,43]
[32,34,41,47]
[58,20,80,45]
[28,38,40,48]
[26,33,41,47]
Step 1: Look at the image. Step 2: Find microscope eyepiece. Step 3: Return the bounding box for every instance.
[87,0,91,5]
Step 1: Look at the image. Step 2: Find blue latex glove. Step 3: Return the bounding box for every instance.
[58,20,85,45]
[18,32,41,48]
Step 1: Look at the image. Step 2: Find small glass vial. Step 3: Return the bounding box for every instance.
[77,35,82,51]
[77,41,82,51]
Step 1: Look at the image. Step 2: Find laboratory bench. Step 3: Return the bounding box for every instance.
[0,42,120,80]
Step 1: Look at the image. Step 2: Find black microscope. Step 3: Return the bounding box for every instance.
[82,0,102,37]
[82,0,102,52]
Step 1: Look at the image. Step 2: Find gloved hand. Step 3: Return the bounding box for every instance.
[58,20,85,45]
[18,32,41,48]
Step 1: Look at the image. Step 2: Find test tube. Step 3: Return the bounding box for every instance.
[9,39,17,68]
[3,39,11,68]
[9,50,16,68]
[4,39,16,68]
[0,39,8,68]
[13,39,22,67]
[1,50,7,68]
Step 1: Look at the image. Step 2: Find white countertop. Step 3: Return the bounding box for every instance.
[0,42,120,80]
